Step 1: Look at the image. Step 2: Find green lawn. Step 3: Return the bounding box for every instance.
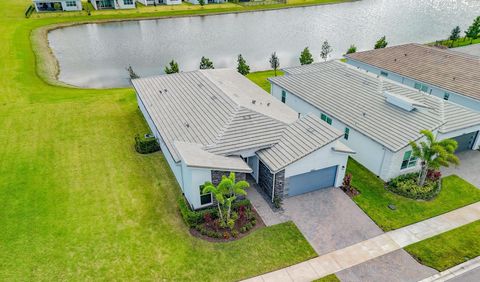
[312,274,341,282]
[347,158,480,231]
[428,37,480,48]
[0,1,318,280]
[29,0,352,19]
[405,220,480,271]
[246,70,284,92]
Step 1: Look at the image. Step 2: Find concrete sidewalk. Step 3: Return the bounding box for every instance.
[243,202,480,282]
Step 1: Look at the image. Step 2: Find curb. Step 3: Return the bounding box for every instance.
[418,256,480,282]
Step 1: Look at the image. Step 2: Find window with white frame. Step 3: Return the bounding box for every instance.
[66,1,77,7]
[401,150,417,170]
[124,0,134,4]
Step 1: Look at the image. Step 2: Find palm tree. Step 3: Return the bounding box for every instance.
[202,181,227,224]
[409,130,460,187]
[202,172,249,228]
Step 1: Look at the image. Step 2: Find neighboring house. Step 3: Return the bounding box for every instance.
[33,0,82,12]
[137,0,182,5]
[345,43,480,112]
[89,0,135,9]
[132,69,354,210]
[269,61,480,181]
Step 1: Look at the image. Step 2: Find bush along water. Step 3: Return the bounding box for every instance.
[386,170,442,201]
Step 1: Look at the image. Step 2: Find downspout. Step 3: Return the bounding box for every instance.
[378,147,387,178]
[271,172,276,202]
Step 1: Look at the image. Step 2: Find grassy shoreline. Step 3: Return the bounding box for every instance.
[32,0,354,87]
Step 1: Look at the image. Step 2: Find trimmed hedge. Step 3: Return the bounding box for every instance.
[178,197,251,228]
[386,172,441,201]
[134,134,160,154]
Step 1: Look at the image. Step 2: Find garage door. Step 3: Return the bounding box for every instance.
[453,131,478,152]
[286,166,337,197]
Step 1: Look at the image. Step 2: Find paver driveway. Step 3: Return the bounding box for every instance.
[249,187,383,255]
[442,150,480,188]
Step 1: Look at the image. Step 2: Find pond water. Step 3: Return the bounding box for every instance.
[48,0,480,88]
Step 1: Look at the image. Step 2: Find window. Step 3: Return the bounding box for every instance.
[320,113,332,125]
[344,127,350,140]
[199,185,212,205]
[401,150,417,170]
[123,0,134,4]
[414,82,428,93]
[380,71,388,77]
[444,92,451,100]
[66,1,76,6]
[281,90,286,103]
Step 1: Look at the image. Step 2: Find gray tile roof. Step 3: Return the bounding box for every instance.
[132,69,300,164]
[346,43,480,101]
[257,114,343,173]
[270,61,480,152]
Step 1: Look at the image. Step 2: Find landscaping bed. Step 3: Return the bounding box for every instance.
[179,198,265,241]
[405,220,480,271]
[347,158,480,231]
[386,171,441,201]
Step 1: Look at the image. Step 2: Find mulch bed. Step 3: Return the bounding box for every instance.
[342,186,360,198]
[189,208,265,242]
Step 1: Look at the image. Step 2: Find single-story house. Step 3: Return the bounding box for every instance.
[132,69,354,210]
[345,43,480,112]
[137,0,182,5]
[90,0,135,10]
[33,0,82,12]
[269,61,480,181]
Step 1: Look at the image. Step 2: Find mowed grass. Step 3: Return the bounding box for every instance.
[312,274,341,282]
[405,220,480,271]
[0,1,317,280]
[246,70,284,92]
[347,158,480,231]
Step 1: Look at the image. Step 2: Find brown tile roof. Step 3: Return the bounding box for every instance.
[346,43,480,101]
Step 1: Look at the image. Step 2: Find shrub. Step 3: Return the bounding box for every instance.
[134,134,160,154]
[273,196,282,209]
[427,170,442,182]
[387,172,441,200]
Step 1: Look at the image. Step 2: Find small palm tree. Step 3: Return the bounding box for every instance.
[409,130,460,187]
[202,172,249,228]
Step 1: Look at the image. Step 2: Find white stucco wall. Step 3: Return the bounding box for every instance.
[284,140,350,191]
[181,164,212,210]
[346,58,480,112]
[137,94,184,189]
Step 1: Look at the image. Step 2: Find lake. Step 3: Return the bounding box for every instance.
[48,0,480,88]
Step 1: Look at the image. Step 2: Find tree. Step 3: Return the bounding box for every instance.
[236,54,250,76]
[374,36,388,49]
[346,44,357,54]
[164,60,179,74]
[198,0,205,6]
[199,56,214,69]
[320,40,333,61]
[202,172,249,229]
[464,16,480,44]
[126,65,139,79]
[449,26,461,46]
[269,52,280,76]
[299,47,314,65]
[409,130,460,187]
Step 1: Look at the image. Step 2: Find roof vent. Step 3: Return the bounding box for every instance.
[184,123,190,128]
[252,100,256,104]
[267,102,270,107]
[453,77,456,81]
[164,89,168,93]
[404,53,408,56]
[394,58,397,62]
[384,91,428,112]
[159,90,162,94]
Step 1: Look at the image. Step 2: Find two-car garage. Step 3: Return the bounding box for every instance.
[452,131,479,152]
